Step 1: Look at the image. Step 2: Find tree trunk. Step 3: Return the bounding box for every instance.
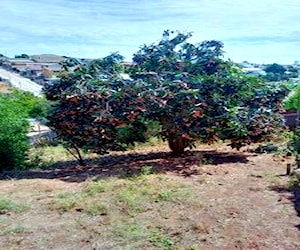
[168,135,187,155]
[65,145,86,166]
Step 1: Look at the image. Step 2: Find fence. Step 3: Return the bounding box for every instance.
[283,111,300,129]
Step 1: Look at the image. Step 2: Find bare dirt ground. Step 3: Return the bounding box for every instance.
[0,143,300,249]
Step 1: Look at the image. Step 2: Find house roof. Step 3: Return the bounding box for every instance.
[25,64,43,71]
[43,63,62,72]
[8,59,34,64]
[31,54,65,63]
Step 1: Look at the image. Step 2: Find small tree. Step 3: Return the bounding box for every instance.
[45,54,149,164]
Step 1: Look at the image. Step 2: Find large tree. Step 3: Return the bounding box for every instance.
[129,31,288,153]
[45,31,289,162]
[264,63,289,82]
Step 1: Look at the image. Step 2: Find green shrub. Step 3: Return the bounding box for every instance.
[5,89,52,119]
[0,94,30,171]
[284,85,300,111]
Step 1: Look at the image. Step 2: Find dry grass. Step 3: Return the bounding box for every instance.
[46,174,199,248]
[1,143,300,249]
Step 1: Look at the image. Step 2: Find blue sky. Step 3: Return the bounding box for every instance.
[1,0,300,63]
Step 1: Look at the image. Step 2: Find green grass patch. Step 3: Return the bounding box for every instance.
[288,175,299,189]
[112,222,148,241]
[47,175,199,248]
[0,225,25,235]
[149,230,175,250]
[0,196,29,213]
[48,175,195,216]
[111,223,175,249]
[27,145,74,168]
[49,192,79,212]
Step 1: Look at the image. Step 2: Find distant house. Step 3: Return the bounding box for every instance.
[121,61,136,67]
[30,54,65,63]
[3,58,34,72]
[242,67,266,76]
[238,61,266,76]
[22,63,44,78]
[1,56,64,85]
[42,63,62,74]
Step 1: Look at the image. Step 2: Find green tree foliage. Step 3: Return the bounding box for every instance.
[286,65,299,78]
[284,85,300,110]
[0,54,7,65]
[45,31,289,161]
[290,128,300,156]
[130,31,289,152]
[265,63,286,74]
[45,54,149,164]
[14,54,30,59]
[4,89,51,119]
[0,93,29,171]
[264,63,289,82]
[0,89,51,171]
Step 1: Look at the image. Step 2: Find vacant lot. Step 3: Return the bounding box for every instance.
[0,143,300,249]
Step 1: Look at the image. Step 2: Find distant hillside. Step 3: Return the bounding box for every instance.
[0,68,42,96]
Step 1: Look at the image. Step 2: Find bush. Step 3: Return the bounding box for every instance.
[284,85,300,111]
[5,89,52,120]
[0,94,30,171]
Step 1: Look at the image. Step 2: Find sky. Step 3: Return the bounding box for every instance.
[0,0,300,64]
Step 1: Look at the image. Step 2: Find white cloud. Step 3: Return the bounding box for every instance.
[0,0,299,63]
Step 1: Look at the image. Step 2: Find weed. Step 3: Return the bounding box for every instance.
[288,175,299,189]
[265,172,281,187]
[84,181,106,196]
[1,226,25,235]
[157,190,172,201]
[265,171,278,178]
[117,187,147,213]
[48,192,79,212]
[156,175,171,182]
[27,145,101,169]
[27,145,72,169]
[143,136,162,147]
[112,222,147,241]
[149,231,174,250]
[84,201,109,216]
[213,139,225,146]
[49,192,108,214]
[198,156,213,165]
[27,148,46,168]
[140,165,153,176]
[0,196,28,213]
